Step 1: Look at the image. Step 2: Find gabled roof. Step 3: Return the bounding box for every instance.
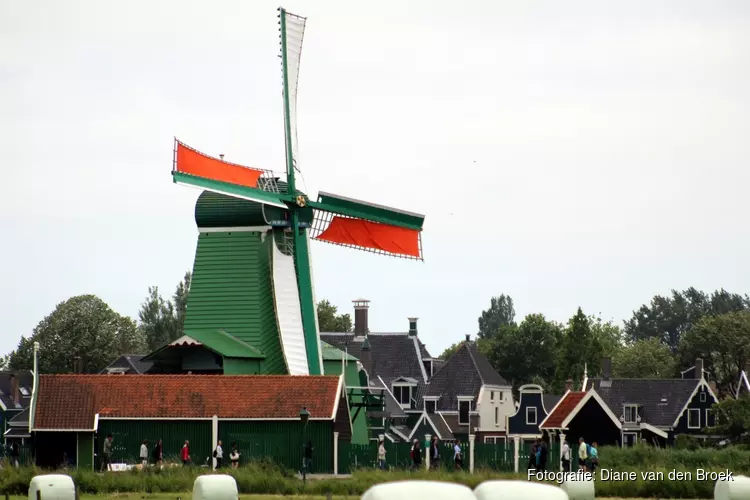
[424,342,508,411]
[543,395,562,413]
[33,374,342,431]
[143,330,266,362]
[320,341,358,361]
[736,371,750,398]
[440,413,479,435]
[586,378,710,428]
[101,355,154,374]
[540,391,586,429]
[320,332,429,399]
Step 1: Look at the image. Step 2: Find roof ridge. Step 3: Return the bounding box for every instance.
[464,343,484,383]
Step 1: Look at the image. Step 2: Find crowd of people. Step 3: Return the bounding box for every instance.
[99,435,242,471]
[374,436,466,471]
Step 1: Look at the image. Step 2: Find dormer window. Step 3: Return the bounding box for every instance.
[392,378,418,409]
[623,404,638,423]
[424,396,439,414]
[423,360,433,378]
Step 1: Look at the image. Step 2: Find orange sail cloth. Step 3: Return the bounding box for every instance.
[315,216,421,258]
[175,141,263,189]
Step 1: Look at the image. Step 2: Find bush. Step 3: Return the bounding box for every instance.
[2,444,748,499]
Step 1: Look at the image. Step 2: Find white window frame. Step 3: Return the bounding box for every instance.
[392,383,415,409]
[687,408,701,429]
[484,436,507,445]
[494,406,499,426]
[622,431,638,448]
[623,404,638,424]
[424,396,439,414]
[700,392,706,403]
[526,406,537,425]
[498,391,504,402]
[705,408,714,427]
[458,398,473,425]
[490,391,494,401]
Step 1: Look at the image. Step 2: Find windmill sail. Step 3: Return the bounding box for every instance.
[279,9,306,176]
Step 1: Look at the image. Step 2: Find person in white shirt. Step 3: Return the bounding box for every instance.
[229,442,240,469]
[377,440,386,470]
[214,440,224,469]
[561,440,570,472]
[453,441,462,470]
[139,440,148,468]
[578,437,588,471]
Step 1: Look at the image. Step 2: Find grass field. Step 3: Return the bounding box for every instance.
[8,496,702,500]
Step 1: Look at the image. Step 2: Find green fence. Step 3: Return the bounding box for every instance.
[474,441,513,472]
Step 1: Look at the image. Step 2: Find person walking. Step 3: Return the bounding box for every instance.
[139,440,148,468]
[578,437,588,472]
[10,442,20,468]
[410,439,422,470]
[561,440,571,472]
[181,440,191,466]
[100,434,113,472]
[230,443,240,469]
[377,439,386,470]
[152,439,163,468]
[527,441,537,472]
[430,436,440,470]
[213,440,224,469]
[589,441,599,473]
[539,439,548,472]
[303,440,314,476]
[453,440,463,470]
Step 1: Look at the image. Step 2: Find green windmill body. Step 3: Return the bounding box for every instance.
[165,8,425,376]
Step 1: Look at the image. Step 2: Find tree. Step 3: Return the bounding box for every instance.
[711,397,750,443]
[482,314,561,391]
[477,294,516,339]
[589,316,624,358]
[624,288,750,352]
[317,300,352,333]
[612,338,677,378]
[555,308,603,386]
[138,272,192,351]
[6,295,145,373]
[439,342,462,360]
[679,311,750,398]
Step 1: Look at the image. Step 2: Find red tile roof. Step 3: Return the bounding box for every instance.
[33,374,342,430]
[541,391,587,429]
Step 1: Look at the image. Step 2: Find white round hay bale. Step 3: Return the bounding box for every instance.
[561,478,595,500]
[474,480,568,500]
[361,480,475,500]
[192,474,238,500]
[28,474,75,500]
[714,474,750,500]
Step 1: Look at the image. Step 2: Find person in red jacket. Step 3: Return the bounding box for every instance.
[181,440,191,466]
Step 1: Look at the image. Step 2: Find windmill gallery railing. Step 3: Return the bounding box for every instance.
[337,437,554,475]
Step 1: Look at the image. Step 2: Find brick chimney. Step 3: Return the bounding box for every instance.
[602,358,612,380]
[353,299,369,336]
[465,334,471,343]
[9,374,19,407]
[565,379,574,393]
[359,335,372,383]
[695,358,703,379]
[74,356,83,374]
[408,318,418,336]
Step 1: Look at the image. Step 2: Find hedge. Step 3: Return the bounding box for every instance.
[0,445,747,499]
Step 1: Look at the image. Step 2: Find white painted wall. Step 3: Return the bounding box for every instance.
[476,385,515,432]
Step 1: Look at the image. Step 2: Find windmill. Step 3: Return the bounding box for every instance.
[170,8,425,377]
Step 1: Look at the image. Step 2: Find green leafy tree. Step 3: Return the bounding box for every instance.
[481,314,561,391]
[317,300,352,333]
[624,288,750,352]
[556,308,603,386]
[7,295,145,373]
[590,315,624,357]
[439,342,462,360]
[138,272,192,351]
[613,338,677,378]
[679,311,750,398]
[711,397,750,443]
[477,294,516,339]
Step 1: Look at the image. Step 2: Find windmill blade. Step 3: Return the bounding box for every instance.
[172,139,288,209]
[308,191,425,260]
[278,8,306,179]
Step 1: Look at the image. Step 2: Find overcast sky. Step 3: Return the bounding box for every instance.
[1,0,748,359]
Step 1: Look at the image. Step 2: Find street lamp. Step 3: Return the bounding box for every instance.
[300,407,310,484]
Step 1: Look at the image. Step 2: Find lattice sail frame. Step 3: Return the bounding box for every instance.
[310,209,424,261]
[172,138,281,194]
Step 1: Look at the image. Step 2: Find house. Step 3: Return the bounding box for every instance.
[422,335,514,445]
[320,300,436,443]
[0,371,33,443]
[100,355,154,374]
[506,382,566,444]
[540,358,718,448]
[30,373,351,471]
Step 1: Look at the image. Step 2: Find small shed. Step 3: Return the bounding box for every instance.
[30,374,351,472]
